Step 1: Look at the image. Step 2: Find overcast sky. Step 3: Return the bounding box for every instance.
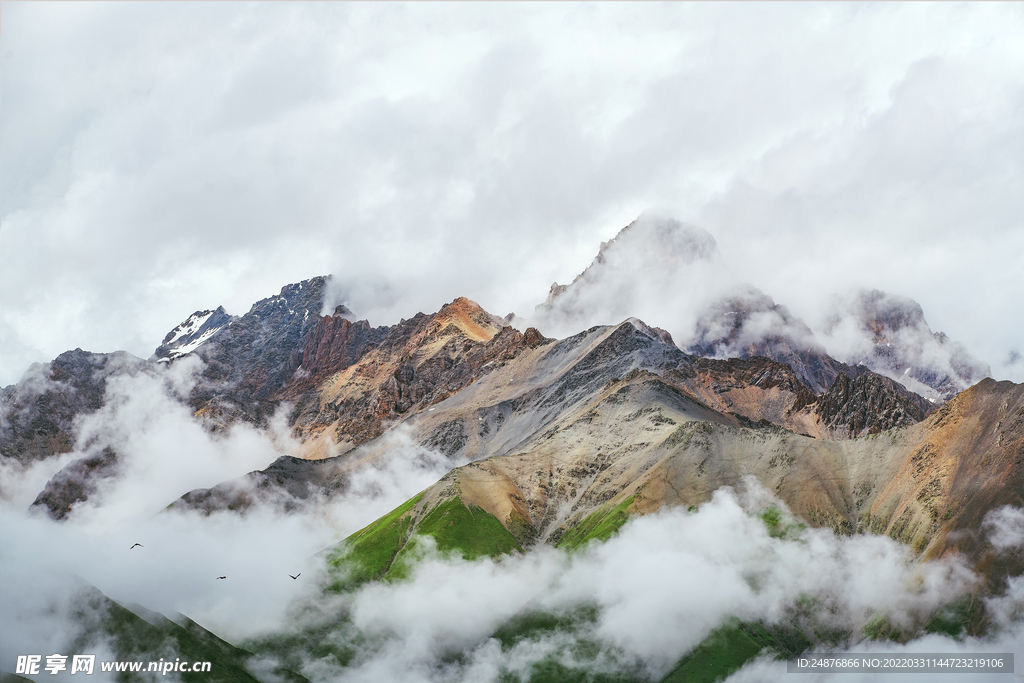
[2,2,1023,386]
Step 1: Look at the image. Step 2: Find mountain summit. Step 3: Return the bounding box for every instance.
[534,214,989,401]
[153,306,234,362]
[535,214,729,338]
[819,288,991,401]
[3,259,1019,683]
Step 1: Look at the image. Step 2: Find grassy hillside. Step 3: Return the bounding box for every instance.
[248,478,989,683]
[327,493,522,590]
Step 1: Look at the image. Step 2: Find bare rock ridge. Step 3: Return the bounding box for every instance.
[289,309,385,387]
[0,350,146,463]
[172,312,938,520]
[813,370,932,438]
[185,277,330,427]
[364,375,1024,597]
[279,297,552,452]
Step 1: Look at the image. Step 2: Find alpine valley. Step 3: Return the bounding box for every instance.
[2,216,1021,683]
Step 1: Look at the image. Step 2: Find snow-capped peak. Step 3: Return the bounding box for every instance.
[153,306,234,362]
[164,310,215,346]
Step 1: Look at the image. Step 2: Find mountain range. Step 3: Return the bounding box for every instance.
[1,215,1018,683]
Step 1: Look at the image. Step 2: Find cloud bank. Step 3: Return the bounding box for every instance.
[266,483,1017,683]
[2,3,1023,386]
[2,353,1022,681]
[0,355,458,675]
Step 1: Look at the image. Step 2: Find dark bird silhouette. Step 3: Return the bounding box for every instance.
[216,576,226,580]
[130,543,143,549]
[289,573,300,580]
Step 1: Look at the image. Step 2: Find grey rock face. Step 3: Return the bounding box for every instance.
[813,371,932,438]
[0,350,145,463]
[30,447,120,520]
[185,277,331,427]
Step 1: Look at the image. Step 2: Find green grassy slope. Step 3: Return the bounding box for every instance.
[49,585,308,683]
[556,496,635,551]
[247,492,525,673]
[253,488,982,683]
[658,619,810,683]
[327,493,521,589]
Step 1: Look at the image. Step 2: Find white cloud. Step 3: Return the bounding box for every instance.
[1,3,1022,384]
[0,361,1013,682]
[0,357,460,663]
[983,506,1024,553]
[291,482,986,682]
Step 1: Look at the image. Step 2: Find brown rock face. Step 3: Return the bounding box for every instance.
[392,371,1023,601]
[282,298,553,452]
[289,315,387,393]
[692,356,818,411]
[874,379,1024,586]
[523,327,548,347]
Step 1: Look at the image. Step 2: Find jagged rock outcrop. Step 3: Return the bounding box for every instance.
[0,350,145,463]
[280,298,552,452]
[813,371,932,437]
[30,447,120,520]
[185,277,329,427]
[287,312,390,393]
[686,355,819,421]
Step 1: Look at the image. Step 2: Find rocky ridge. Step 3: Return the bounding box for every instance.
[537,215,989,403]
[0,266,989,532]
[171,314,935,519]
[0,350,146,463]
[347,376,1024,596]
[185,277,329,428]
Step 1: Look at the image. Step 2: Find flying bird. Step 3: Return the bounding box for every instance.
[289,573,301,580]
[216,576,226,580]
[130,543,143,549]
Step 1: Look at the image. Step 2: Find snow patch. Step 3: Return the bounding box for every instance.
[165,311,214,345]
[165,327,220,360]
